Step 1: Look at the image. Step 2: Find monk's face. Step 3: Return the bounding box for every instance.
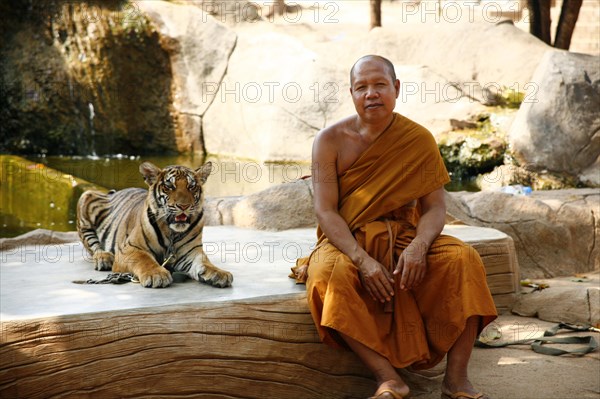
[350,58,400,123]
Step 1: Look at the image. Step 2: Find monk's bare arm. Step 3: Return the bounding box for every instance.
[415,186,446,247]
[312,129,395,303]
[394,187,446,289]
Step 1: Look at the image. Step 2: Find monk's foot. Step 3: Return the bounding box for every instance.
[370,379,410,399]
[441,378,490,399]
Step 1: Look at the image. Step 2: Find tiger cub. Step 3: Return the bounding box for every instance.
[77,161,233,288]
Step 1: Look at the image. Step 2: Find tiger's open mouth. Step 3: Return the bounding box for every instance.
[174,214,189,223]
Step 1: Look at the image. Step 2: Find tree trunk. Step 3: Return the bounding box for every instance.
[370,0,382,29]
[528,0,552,45]
[266,0,286,18]
[554,0,583,49]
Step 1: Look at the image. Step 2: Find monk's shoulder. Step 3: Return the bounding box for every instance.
[315,116,356,144]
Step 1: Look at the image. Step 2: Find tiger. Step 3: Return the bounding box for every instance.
[77,161,233,288]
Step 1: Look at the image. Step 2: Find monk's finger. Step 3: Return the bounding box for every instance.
[364,269,390,302]
[378,275,394,299]
[408,262,420,288]
[359,273,378,301]
[393,256,404,276]
[373,278,391,302]
[379,267,395,294]
[401,258,417,289]
[414,263,427,286]
[365,284,378,302]
[399,257,410,289]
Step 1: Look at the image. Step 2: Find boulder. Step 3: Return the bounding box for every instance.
[203,17,550,162]
[508,51,600,186]
[392,65,488,137]
[447,189,600,278]
[476,164,578,191]
[203,27,355,161]
[138,1,238,153]
[366,19,551,102]
[205,178,317,230]
[0,229,78,252]
[512,272,600,325]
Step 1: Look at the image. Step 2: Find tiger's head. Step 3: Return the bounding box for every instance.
[139,162,213,233]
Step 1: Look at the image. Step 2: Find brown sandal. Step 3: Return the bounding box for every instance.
[370,387,406,399]
[441,391,487,399]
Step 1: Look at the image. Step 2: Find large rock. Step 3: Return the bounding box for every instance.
[447,189,600,278]
[203,27,355,161]
[392,65,488,137]
[138,1,237,153]
[205,179,317,230]
[0,229,78,251]
[202,19,538,161]
[367,19,551,102]
[508,51,600,186]
[476,164,579,191]
[512,272,600,325]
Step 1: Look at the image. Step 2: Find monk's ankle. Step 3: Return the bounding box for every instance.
[376,379,410,398]
[441,376,476,395]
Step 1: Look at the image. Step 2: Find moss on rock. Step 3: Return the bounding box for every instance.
[438,112,511,180]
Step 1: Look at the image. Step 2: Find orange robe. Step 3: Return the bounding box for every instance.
[293,113,497,369]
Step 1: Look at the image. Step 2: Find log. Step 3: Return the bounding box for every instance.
[0,295,377,398]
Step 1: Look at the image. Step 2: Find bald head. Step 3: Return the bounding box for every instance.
[350,55,397,86]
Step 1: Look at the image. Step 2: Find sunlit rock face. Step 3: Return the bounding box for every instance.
[509,51,600,188]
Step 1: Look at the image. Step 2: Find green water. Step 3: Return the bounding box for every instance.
[0,154,312,237]
[1,154,477,238]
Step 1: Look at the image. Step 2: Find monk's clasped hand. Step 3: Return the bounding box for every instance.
[358,257,395,303]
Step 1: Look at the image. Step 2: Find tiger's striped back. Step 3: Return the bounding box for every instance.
[78,188,147,258]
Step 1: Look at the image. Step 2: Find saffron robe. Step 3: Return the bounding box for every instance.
[293,113,497,369]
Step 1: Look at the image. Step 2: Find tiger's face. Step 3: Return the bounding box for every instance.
[139,162,213,233]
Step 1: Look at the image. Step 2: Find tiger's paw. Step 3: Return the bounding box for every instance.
[93,250,114,271]
[198,268,233,288]
[137,267,173,288]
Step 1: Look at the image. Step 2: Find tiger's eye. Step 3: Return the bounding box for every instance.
[164,181,175,190]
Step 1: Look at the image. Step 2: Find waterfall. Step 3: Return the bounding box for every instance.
[88,102,98,159]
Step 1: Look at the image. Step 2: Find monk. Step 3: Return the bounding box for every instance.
[291,55,497,399]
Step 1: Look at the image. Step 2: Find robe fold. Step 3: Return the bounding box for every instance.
[293,113,497,369]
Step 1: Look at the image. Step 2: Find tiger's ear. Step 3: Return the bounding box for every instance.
[139,162,161,186]
[195,161,213,184]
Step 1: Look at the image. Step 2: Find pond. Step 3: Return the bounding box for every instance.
[0,154,477,238]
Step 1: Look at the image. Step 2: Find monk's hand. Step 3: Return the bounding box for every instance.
[357,257,395,303]
[394,239,428,290]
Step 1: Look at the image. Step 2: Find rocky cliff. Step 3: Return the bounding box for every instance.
[1,0,176,155]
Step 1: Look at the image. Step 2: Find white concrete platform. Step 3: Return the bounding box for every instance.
[0,226,315,321]
[0,224,515,321]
